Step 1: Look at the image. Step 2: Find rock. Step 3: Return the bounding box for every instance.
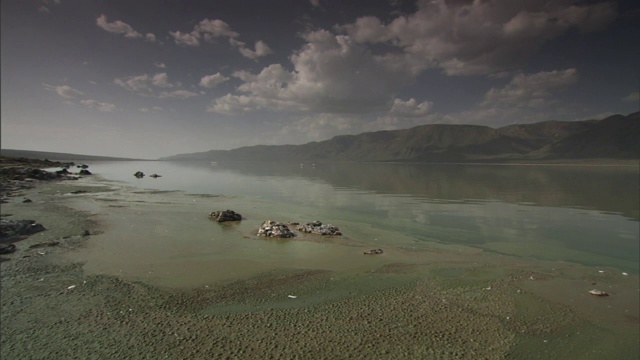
[257,220,295,238]
[588,289,609,296]
[296,221,342,236]
[0,219,46,243]
[364,249,383,255]
[209,210,242,222]
[22,198,33,203]
[150,174,161,178]
[29,241,59,249]
[79,169,92,175]
[0,243,16,254]
[56,168,71,175]
[134,171,145,178]
[77,164,89,169]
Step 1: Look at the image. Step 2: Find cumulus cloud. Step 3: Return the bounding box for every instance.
[482,68,578,107]
[114,72,200,99]
[338,0,616,75]
[114,72,174,95]
[389,98,433,117]
[210,30,414,114]
[80,99,116,112]
[44,84,84,99]
[169,18,271,59]
[96,15,156,42]
[199,73,229,88]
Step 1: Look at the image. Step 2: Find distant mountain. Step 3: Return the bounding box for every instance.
[162,112,640,162]
[0,149,146,161]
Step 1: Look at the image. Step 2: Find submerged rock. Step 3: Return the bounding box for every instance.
[364,249,384,255]
[297,221,341,236]
[209,210,242,222]
[257,220,295,238]
[134,171,145,178]
[150,174,161,178]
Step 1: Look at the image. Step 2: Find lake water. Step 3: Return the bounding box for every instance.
[83,160,639,275]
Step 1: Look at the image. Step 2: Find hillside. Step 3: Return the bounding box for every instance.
[163,112,640,162]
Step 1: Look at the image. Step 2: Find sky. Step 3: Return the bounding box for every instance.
[2,0,639,159]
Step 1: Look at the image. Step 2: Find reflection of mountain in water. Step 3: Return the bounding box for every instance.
[203,161,639,221]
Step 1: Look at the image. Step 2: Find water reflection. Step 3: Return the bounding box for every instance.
[202,161,640,221]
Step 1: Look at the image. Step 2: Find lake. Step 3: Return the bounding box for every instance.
[82,160,639,275]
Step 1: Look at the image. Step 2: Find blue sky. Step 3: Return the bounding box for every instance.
[2,0,639,159]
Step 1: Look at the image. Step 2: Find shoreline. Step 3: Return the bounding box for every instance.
[1,164,639,359]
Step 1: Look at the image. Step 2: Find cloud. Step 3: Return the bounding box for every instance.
[114,72,175,95]
[44,84,117,112]
[114,72,200,99]
[169,18,271,59]
[44,84,84,99]
[482,68,578,107]
[154,62,167,69]
[338,0,616,75]
[622,91,639,102]
[80,99,116,112]
[158,90,199,99]
[199,73,229,88]
[210,30,414,115]
[389,98,433,117]
[97,15,156,42]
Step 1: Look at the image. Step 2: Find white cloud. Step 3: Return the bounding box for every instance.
[169,18,271,59]
[199,73,229,88]
[210,30,414,115]
[338,0,616,75]
[482,68,578,107]
[169,30,200,46]
[114,72,175,96]
[158,90,199,99]
[622,91,639,102]
[44,84,84,99]
[80,99,116,112]
[96,15,156,42]
[389,98,433,117]
[309,0,321,8]
[154,62,167,69]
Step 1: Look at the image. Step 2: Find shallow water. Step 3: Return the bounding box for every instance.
[79,160,639,275]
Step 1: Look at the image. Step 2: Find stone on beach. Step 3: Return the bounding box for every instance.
[209,210,243,222]
[0,219,46,243]
[257,220,295,238]
[296,220,342,235]
[364,249,384,255]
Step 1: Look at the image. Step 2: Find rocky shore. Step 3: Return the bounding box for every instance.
[1,157,638,359]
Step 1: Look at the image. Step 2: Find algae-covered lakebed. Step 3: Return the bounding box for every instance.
[1,161,638,359]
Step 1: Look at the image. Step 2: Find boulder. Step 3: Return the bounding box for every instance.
[209,210,242,222]
[297,221,342,236]
[79,169,92,175]
[257,220,295,238]
[0,219,46,243]
[134,171,145,178]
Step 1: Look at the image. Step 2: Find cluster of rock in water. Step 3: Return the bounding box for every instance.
[207,209,385,256]
[296,220,342,235]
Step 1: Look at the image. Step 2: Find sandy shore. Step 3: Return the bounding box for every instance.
[1,170,638,359]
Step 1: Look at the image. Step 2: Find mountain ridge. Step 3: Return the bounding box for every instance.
[162,112,639,162]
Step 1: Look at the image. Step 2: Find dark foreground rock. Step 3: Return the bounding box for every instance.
[209,210,243,222]
[0,219,46,243]
[297,221,341,235]
[257,220,295,238]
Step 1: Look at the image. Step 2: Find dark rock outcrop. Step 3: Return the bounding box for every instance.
[134,171,145,178]
[79,169,92,175]
[0,219,46,243]
[257,220,295,238]
[297,221,342,235]
[209,210,242,222]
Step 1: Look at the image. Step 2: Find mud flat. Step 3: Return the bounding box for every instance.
[1,174,638,359]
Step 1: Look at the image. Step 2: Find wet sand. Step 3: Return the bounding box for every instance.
[1,175,638,359]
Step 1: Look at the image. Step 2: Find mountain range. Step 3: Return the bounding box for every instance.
[162,112,640,162]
